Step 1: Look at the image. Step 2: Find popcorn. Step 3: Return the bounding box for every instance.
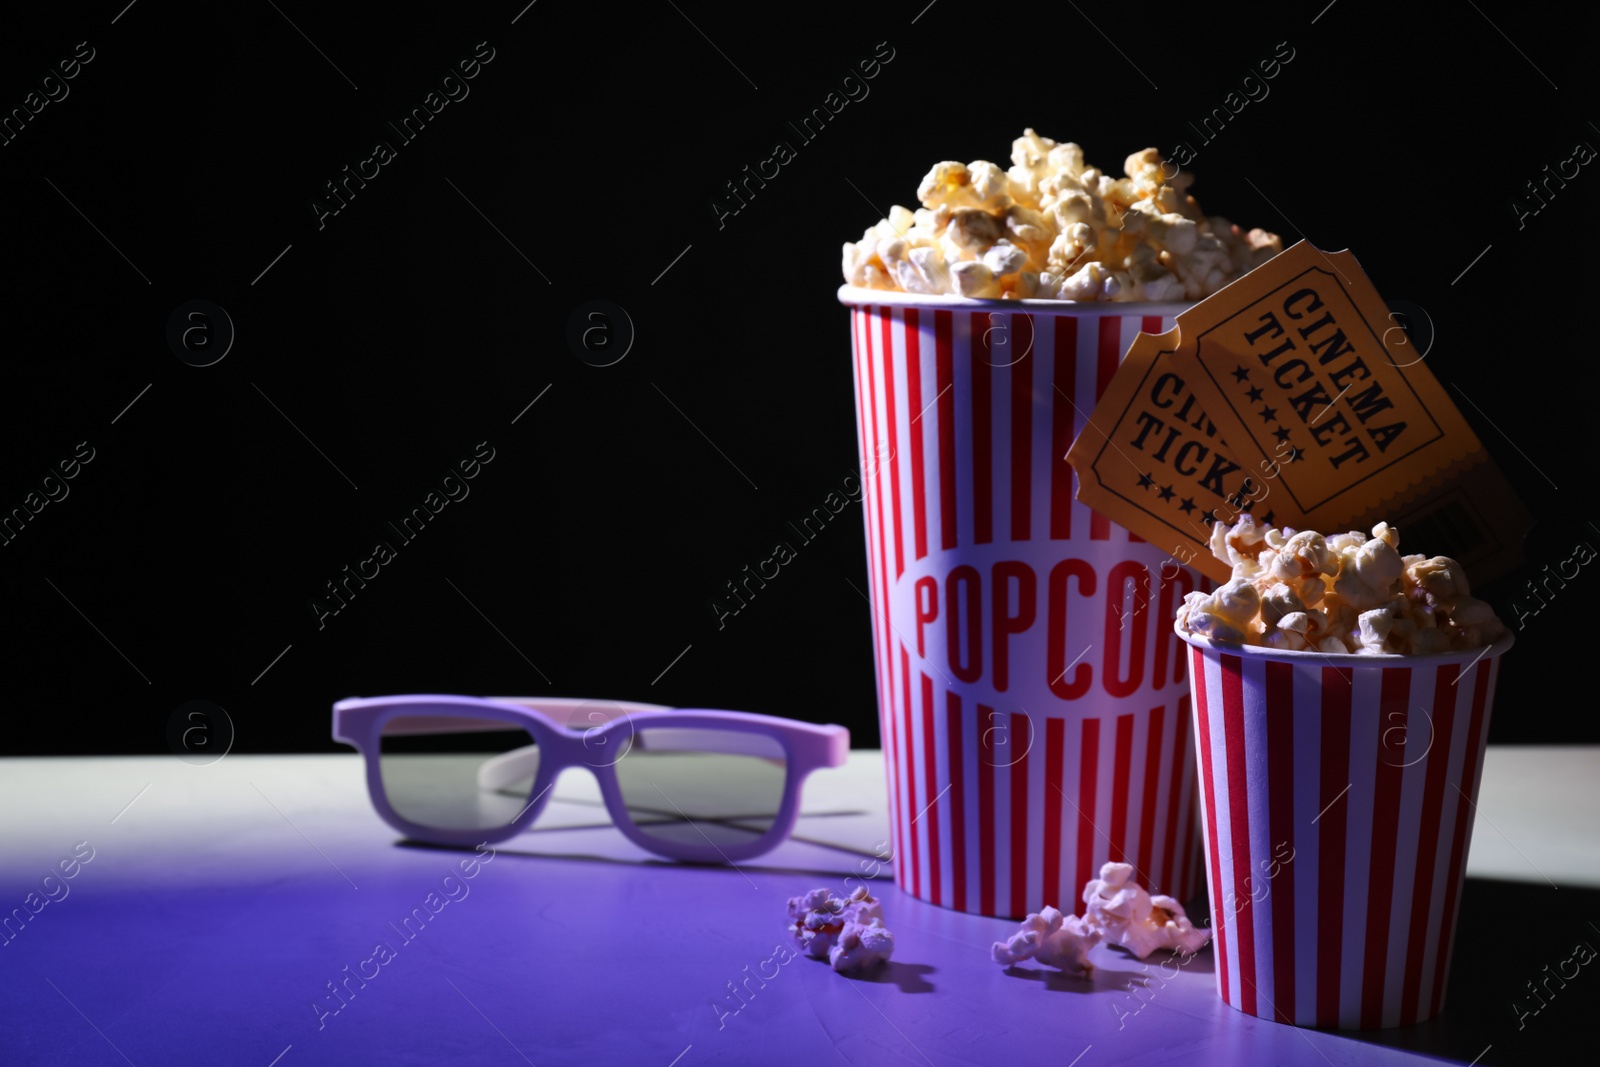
[1173,577,1259,645]
[981,240,1027,278]
[1209,512,1272,574]
[945,208,1004,255]
[1264,530,1337,585]
[1177,517,1508,654]
[1331,530,1405,611]
[1081,862,1211,959]
[829,922,895,972]
[1405,554,1472,611]
[951,260,1000,298]
[1057,261,1122,302]
[991,906,1101,976]
[1355,605,1401,654]
[1258,581,1307,629]
[786,886,894,973]
[842,130,1282,301]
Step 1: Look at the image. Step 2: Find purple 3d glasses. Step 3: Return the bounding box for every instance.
[332,695,849,863]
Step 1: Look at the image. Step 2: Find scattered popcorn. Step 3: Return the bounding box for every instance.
[786,886,894,973]
[992,906,1101,976]
[1176,517,1508,654]
[1081,862,1211,959]
[787,888,838,958]
[842,130,1282,301]
[829,922,895,973]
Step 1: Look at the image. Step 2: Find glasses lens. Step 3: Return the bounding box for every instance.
[379,715,538,831]
[612,727,787,850]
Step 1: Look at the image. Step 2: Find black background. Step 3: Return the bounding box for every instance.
[2,0,1596,757]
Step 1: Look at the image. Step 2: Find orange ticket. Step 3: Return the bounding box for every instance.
[1068,241,1530,582]
[1066,327,1259,582]
[1172,240,1484,523]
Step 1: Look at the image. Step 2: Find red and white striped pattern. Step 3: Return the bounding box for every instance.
[845,302,1209,918]
[1186,639,1508,1029]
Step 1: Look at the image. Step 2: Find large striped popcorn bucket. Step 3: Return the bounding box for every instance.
[840,287,1211,919]
[1181,632,1513,1028]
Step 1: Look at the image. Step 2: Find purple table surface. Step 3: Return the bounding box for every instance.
[1,750,1594,1067]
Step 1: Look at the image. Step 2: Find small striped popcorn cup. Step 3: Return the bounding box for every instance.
[840,286,1211,919]
[1180,631,1513,1028]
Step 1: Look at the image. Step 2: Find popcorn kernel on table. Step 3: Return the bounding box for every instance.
[992,863,1210,974]
[1177,517,1508,654]
[991,906,1101,976]
[1082,862,1211,959]
[843,129,1283,302]
[786,885,894,973]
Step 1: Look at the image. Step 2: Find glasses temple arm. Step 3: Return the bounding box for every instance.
[477,744,542,792]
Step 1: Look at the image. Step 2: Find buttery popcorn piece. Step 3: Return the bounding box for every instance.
[1082,862,1211,959]
[1173,577,1259,645]
[1177,517,1508,654]
[842,130,1282,301]
[992,906,1101,976]
[786,885,894,973]
[829,922,895,972]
